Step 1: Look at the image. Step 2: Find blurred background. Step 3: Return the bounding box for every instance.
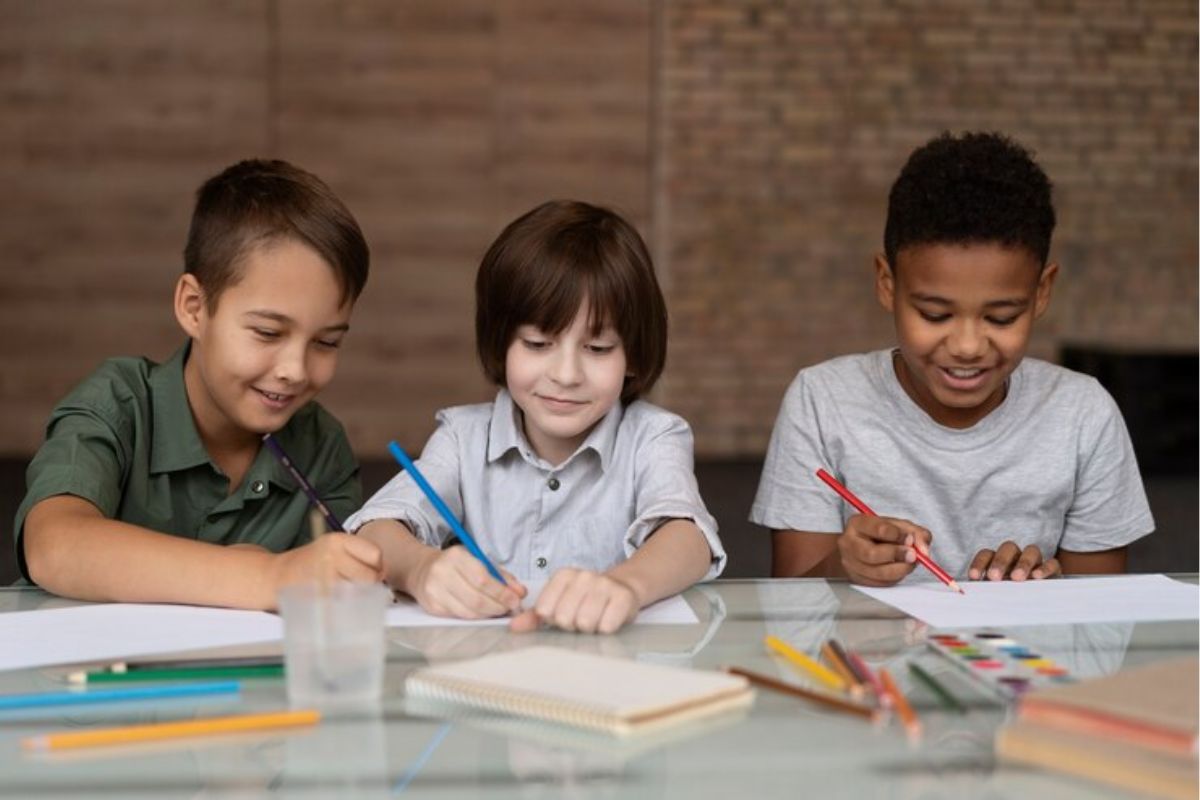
[1,1,1196,581]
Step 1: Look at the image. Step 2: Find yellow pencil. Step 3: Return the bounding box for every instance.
[23,709,320,752]
[764,635,846,692]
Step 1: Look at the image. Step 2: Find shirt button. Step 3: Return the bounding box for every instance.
[250,480,265,494]
[547,477,560,491]
[536,557,548,569]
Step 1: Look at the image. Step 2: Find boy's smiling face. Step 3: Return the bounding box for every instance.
[876,242,1058,429]
[175,237,352,450]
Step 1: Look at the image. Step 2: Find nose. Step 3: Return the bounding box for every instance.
[273,341,308,386]
[547,348,582,386]
[946,319,987,360]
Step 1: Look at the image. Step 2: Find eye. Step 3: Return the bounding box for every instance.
[315,338,342,350]
[252,328,282,340]
[521,337,550,351]
[586,343,616,355]
[917,311,950,323]
[986,315,1020,327]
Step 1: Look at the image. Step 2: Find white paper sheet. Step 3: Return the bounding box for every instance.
[0,603,284,672]
[386,582,698,627]
[852,574,1200,628]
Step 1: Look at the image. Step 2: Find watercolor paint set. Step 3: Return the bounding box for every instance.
[927,631,1074,700]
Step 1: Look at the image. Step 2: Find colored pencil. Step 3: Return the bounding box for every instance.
[726,667,878,721]
[23,709,320,752]
[107,656,283,673]
[821,641,864,698]
[388,440,505,585]
[908,662,967,713]
[764,635,846,692]
[0,681,240,711]
[262,433,345,532]
[879,667,922,738]
[69,666,284,685]
[815,468,963,593]
[845,648,891,708]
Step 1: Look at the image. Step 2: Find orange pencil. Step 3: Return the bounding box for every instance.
[815,468,963,593]
[23,709,320,752]
[821,641,864,699]
[879,667,922,738]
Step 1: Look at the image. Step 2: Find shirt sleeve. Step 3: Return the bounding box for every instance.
[749,371,844,534]
[1059,387,1155,552]
[343,411,462,547]
[13,401,131,581]
[625,413,726,580]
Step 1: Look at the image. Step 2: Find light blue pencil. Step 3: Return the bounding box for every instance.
[387,441,506,585]
[0,681,241,711]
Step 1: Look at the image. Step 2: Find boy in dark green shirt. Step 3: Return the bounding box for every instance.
[15,160,384,609]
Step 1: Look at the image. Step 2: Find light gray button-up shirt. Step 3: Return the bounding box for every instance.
[346,390,725,582]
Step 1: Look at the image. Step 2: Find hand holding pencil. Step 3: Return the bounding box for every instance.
[817,469,962,593]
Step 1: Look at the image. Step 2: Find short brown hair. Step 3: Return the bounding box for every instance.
[183,159,369,310]
[476,200,667,403]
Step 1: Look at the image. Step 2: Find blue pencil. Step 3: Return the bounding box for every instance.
[387,441,506,585]
[0,681,240,711]
[262,433,345,532]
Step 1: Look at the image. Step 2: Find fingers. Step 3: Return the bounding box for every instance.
[508,609,541,633]
[840,516,931,586]
[968,549,994,580]
[530,570,638,634]
[419,547,523,619]
[1031,557,1062,580]
[969,543,1055,581]
[1010,545,1044,581]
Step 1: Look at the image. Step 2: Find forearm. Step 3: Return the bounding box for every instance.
[606,519,712,608]
[355,519,438,595]
[25,503,279,609]
[771,530,847,578]
[1058,546,1127,575]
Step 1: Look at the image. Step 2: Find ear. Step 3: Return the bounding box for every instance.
[874,253,896,312]
[1033,262,1059,319]
[174,274,208,338]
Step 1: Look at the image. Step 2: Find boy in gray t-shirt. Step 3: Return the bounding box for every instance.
[752,132,1154,586]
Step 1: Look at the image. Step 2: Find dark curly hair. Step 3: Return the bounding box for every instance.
[883,132,1055,269]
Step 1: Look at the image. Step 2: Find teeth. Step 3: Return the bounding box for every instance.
[947,368,982,378]
[261,391,286,401]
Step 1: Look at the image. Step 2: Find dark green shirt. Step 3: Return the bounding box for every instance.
[14,343,362,582]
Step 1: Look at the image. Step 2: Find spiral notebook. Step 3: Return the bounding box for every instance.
[404,646,754,737]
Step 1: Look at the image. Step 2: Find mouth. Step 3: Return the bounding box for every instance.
[535,394,587,411]
[937,365,991,391]
[253,387,296,410]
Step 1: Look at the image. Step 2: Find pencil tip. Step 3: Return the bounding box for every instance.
[950,582,964,594]
[66,672,85,685]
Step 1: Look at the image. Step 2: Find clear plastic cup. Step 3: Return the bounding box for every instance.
[278,582,391,713]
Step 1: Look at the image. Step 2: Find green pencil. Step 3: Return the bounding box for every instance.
[908,662,966,713]
[69,665,284,685]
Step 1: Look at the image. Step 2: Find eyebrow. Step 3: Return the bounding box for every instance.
[243,310,350,333]
[909,293,1029,310]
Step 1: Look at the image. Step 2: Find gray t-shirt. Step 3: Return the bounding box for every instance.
[750,350,1154,583]
[347,389,725,583]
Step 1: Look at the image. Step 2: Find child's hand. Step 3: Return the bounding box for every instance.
[837,514,933,587]
[271,533,385,591]
[968,543,1061,581]
[407,546,526,619]
[509,568,639,634]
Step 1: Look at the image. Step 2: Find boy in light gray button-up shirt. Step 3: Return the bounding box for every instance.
[349,201,724,634]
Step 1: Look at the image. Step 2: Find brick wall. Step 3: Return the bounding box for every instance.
[1,1,1194,461]
[660,0,1198,454]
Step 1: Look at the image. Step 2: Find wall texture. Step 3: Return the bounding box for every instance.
[1,0,1195,460]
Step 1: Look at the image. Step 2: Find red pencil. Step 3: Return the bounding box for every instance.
[815,468,963,594]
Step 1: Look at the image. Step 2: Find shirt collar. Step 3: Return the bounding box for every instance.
[486,388,623,472]
[148,342,212,475]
